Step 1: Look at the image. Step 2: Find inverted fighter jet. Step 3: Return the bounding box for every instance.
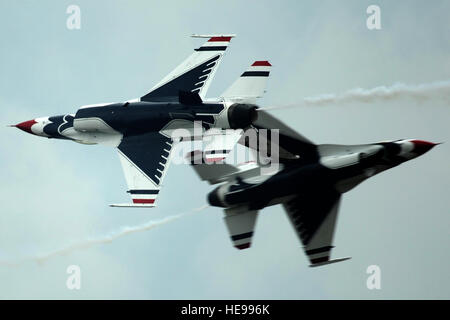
[12,34,273,207]
[188,109,438,267]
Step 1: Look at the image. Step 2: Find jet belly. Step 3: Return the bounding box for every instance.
[208,145,396,210]
[75,103,173,135]
[208,163,333,210]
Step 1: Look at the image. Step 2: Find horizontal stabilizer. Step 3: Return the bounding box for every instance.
[221,61,271,103]
[224,206,258,250]
[188,150,239,184]
[202,128,243,162]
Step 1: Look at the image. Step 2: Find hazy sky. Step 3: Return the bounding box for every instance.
[0,0,449,299]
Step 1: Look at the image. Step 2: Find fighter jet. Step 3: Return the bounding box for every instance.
[12,34,273,207]
[188,109,438,267]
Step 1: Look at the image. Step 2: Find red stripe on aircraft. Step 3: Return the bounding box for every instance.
[205,157,226,163]
[252,61,272,67]
[132,199,155,204]
[208,36,232,42]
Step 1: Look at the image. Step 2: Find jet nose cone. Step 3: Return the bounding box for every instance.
[14,119,38,134]
[410,140,438,155]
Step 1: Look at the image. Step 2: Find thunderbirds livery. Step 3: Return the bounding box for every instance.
[13,34,437,267]
[189,113,438,266]
[13,34,272,207]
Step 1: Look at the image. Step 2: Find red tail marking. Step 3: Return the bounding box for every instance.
[132,199,155,204]
[252,61,272,67]
[208,36,232,42]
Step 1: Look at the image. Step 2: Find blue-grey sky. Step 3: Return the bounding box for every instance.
[0,0,449,299]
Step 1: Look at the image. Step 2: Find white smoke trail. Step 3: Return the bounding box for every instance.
[263,80,450,111]
[0,205,209,267]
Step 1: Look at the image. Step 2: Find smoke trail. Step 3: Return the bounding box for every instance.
[264,80,450,111]
[0,205,209,267]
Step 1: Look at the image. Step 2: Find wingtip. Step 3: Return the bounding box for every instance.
[309,257,352,268]
[191,34,236,39]
[109,203,157,208]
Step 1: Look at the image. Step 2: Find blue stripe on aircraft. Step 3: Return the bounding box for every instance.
[128,190,160,194]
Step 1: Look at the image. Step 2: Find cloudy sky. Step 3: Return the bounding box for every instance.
[0,0,449,299]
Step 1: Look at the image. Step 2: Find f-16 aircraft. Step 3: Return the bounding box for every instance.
[188,110,438,267]
[12,34,273,207]
[12,33,437,267]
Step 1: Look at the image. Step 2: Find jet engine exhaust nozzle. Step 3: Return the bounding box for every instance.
[207,187,228,208]
[227,103,258,129]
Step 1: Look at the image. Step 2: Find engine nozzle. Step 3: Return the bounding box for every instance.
[227,103,258,129]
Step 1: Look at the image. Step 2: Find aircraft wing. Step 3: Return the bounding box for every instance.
[241,110,318,163]
[282,189,351,267]
[111,132,173,207]
[140,35,234,102]
[253,109,318,160]
[254,109,314,145]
